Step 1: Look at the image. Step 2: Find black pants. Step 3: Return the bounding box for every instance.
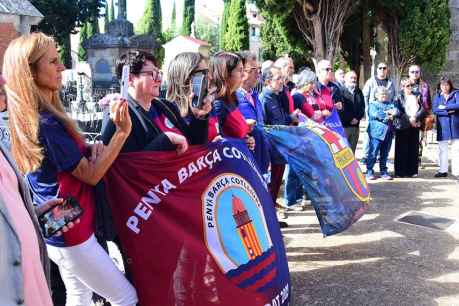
[395,127,420,177]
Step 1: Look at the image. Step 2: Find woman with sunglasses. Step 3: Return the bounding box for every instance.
[102,50,208,153]
[394,78,427,177]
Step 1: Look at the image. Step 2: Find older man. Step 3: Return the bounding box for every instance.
[260,66,299,227]
[339,71,365,152]
[236,51,270,179]
[316,60,343,111]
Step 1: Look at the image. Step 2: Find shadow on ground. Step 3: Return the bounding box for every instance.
[284,158,459,305]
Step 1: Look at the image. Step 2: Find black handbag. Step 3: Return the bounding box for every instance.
[393,113,411,130]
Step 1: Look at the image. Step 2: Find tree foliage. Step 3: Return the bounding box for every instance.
[137,0,162,38]
[108,0,114,22]
[223,0,250,51]
[104,0,109,32]
[256,0,355,65]
[374,0,450,84]
[260,11,311,68]
[196,19,219,54]
[181,0,195,36]
[219,0,231,49]
[31,0,105,68]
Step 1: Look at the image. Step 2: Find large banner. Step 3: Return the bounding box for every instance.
[104,140,290,306]
[263,121,370,236]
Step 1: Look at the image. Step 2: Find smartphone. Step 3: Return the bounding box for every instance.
[38,197,83,238]
[191,73,208,109]
[120,64,130,99]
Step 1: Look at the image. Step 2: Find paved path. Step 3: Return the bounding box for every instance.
[283,132,459,306]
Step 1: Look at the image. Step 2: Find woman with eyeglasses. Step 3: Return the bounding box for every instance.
[102,50,207,153]
[432,76,459,178]
[4,32,138,306]
[394,78,427,177]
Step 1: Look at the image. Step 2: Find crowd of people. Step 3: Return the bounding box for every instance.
[0,31,458,306]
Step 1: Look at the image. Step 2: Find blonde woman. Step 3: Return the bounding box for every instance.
[3,32,137,306]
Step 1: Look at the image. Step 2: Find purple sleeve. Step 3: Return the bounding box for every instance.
[39,116,83,172]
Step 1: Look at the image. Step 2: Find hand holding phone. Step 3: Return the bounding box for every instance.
[38,197,83,238]
[191,72,208,109]
[120,64,130,99]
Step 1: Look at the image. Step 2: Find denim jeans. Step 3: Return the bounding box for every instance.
[367,131,393,174]
[284,166,303,206]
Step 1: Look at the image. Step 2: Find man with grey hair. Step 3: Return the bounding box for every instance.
[236,51,270,179]
[339,70,365,152]
[274,56,296,114]
[334,68,345,89]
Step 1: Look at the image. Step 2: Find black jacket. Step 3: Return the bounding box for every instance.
[339,86,366,127]
[101,95,208,152]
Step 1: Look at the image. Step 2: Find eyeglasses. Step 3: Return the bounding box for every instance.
[378,67,387,70]
[245,67,261,74]
[139,69,163,82]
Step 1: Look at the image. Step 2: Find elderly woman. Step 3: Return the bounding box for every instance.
[394,78,427,177]
[432,76,459,178]
[4,32,137,306]
[292,68,334,123]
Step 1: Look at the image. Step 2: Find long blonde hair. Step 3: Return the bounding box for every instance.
[166,52,204,117]
[2,32,81,173]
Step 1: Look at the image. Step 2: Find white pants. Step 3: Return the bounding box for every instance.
[438,139,459,176]
[47,235,138,306]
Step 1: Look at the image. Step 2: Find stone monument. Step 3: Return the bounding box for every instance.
[83,1,160,90]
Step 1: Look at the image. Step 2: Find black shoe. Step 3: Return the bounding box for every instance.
[279,221,289,228]
[434,172,448,178]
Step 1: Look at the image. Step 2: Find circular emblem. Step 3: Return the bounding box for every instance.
[202,173,273,273]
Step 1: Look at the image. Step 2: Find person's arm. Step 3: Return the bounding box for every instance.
[443,92,459,111]
[362,80,371,106]
[71,101,131,186]
[432,95,449,116]
[356,91,366,120]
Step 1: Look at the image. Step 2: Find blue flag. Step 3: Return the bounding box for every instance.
[263,121,370,236]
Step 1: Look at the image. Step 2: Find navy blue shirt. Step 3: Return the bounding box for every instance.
[27,111,83,246]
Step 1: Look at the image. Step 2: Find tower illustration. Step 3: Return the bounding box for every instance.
[232,194,262,260]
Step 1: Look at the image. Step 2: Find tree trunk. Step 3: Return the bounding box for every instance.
[312,15,325,61]
[59,34,72,69]
[362,0,371,82]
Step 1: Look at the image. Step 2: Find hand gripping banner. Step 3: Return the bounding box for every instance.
[263,121,370,236]
[104,140,290,306]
